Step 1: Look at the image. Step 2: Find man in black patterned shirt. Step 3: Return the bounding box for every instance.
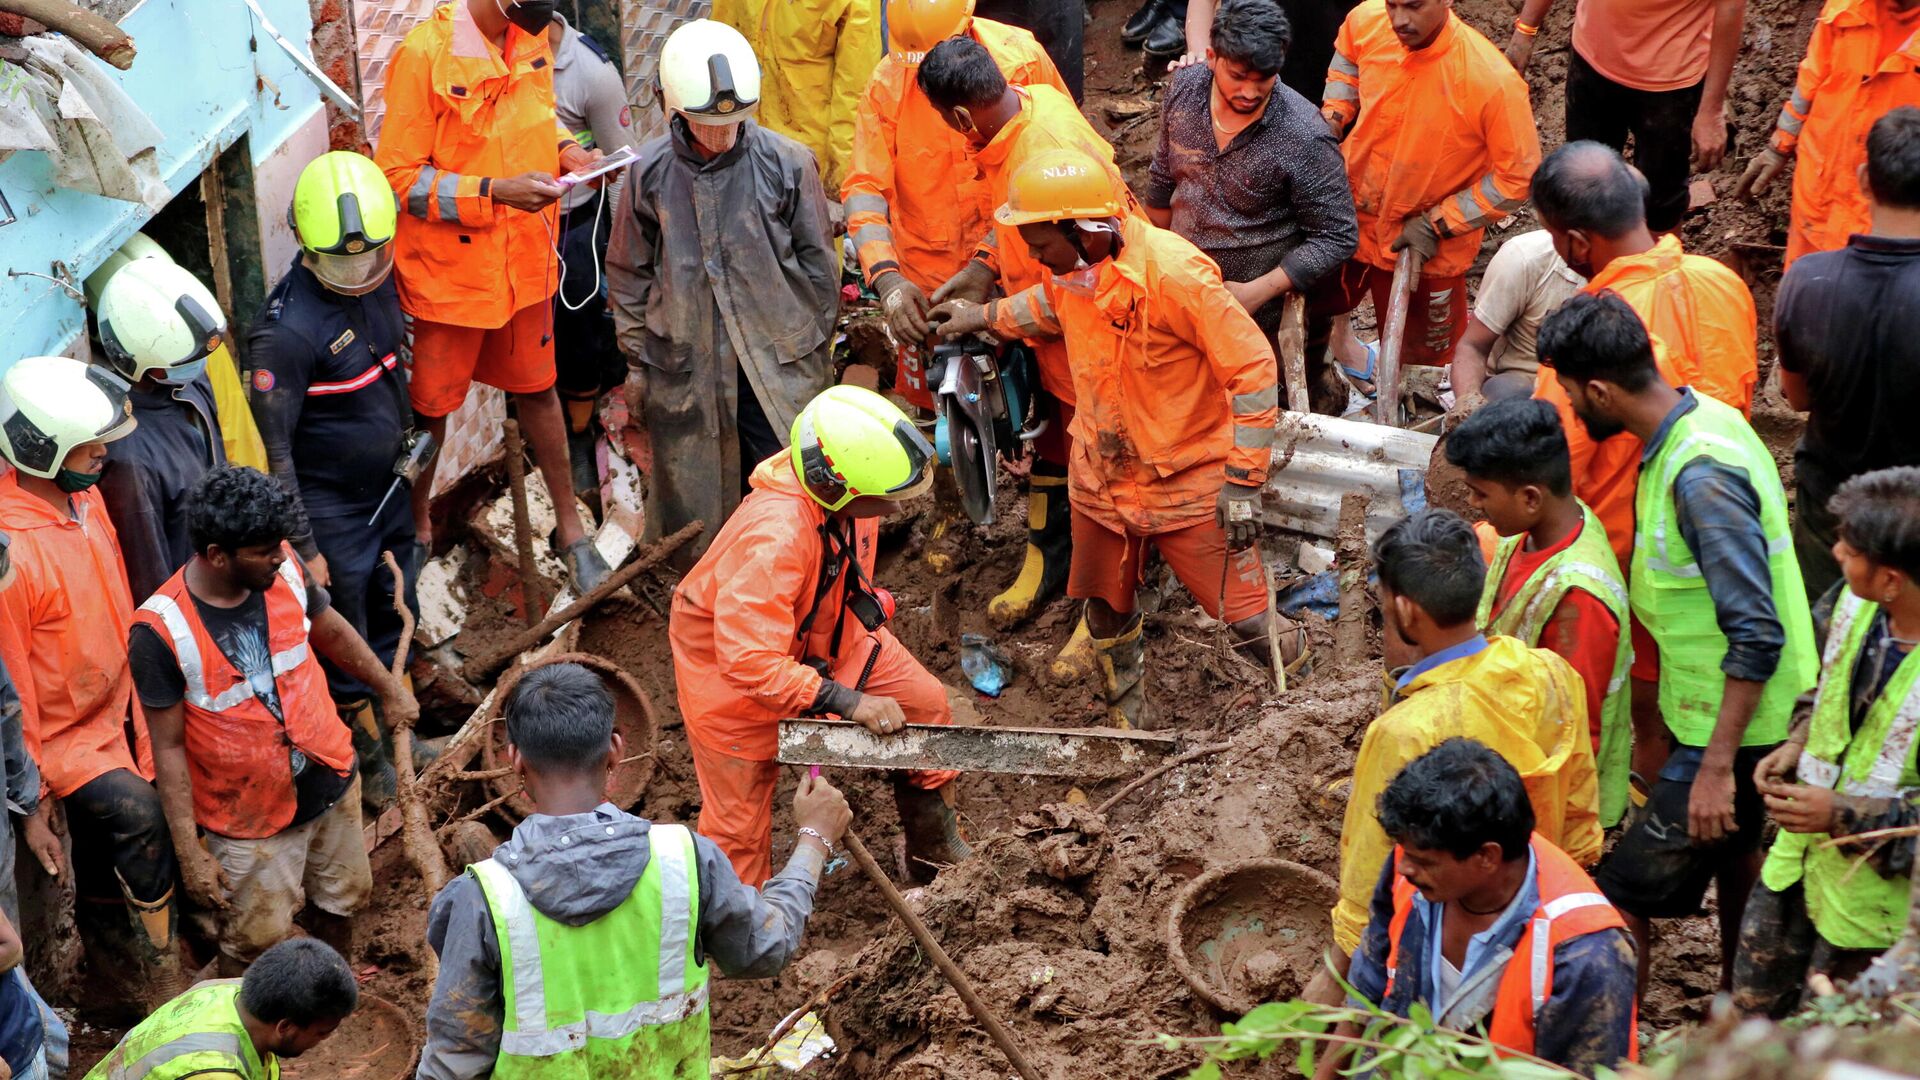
[1147,0,1357,413]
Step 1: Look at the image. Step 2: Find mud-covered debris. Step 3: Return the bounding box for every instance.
[1018,802,1110,881]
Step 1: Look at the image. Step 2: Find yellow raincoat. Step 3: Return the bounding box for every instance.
[1332,635,1603,954]
[712,0,882,192]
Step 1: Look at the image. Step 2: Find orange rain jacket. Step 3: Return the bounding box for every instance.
[713,0,882,191]
[669,456,953,763]
[988,215,1280,535]
[1322,0,1541,279]
[1770,0,1920,265]
[0,472,151,797]
[375,3,566,329]
[1533,239,1757,570]
[842,18,1066,294]
[971,85,1137,406]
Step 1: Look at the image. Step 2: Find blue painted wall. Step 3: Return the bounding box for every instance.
[0,0,326,361]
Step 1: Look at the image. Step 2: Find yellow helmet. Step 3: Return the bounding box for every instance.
[292,151,399,295]
[886,0,974,59]
[789,386,934,511]
[994,146,1124,227]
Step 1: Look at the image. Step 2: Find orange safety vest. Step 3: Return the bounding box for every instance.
[1583,237,1757,416]
[971,85,1138,407]
[133,545,354,839]
[1772,0,1920,266]
[1382,836,1636,1061]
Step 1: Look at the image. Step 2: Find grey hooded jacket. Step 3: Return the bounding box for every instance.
[415,803,824,1079]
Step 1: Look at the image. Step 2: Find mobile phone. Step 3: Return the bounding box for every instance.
[557,145,637,187]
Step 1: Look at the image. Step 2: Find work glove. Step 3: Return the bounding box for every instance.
[931,258,997,306]
[927,298,991,341]
[875,270,932,346]
[1216,480,1263,552]
[1734,147,1789,201]
[1390,214,1441,262]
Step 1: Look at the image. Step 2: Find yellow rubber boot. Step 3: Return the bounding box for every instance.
[1048,612,1099,684]
[988,462,1071,628]
[120,876,190,1007]
[1092,615,1155,730]
[924,463,966,574]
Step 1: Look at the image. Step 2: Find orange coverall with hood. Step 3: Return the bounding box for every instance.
[1533,242,1757,573]
[1322,0,1540,279]
[670,456,954,886]
[971,85,1138,407]
[987,215,1280,535]
[375,2,567,329]
[0,471,151,796]
[1768,0,1920,265]
[842,17,1066,409]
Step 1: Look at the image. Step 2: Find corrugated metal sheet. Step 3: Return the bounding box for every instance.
[618,0,710,141]
[1263,413,1437,543]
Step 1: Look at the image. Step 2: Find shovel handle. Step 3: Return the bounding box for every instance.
[1374,249,1424,427]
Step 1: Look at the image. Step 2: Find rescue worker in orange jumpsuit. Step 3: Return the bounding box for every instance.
[375,0,609,591]
[1528,142,1763,788]
[1319,0,1540,389]
[1529,141,1759,574]
[930,147,1304,730]
[844,0,1073,630]
[1736,0,1920,265]
[914,34,1140,679]
[0,356,188,1009]
[669,386,969,888]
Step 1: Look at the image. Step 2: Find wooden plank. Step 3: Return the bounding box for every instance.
[777,720,1178,780]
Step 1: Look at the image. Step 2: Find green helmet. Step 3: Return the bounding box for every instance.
[291,151,398,295]
[789,385,934,512]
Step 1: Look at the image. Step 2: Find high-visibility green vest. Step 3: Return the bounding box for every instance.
[1476,502,1635,827]
[1629,393,1816,748]
[86,980,274,1080]
[1760,590,1920,949]
[471,822,711,1080]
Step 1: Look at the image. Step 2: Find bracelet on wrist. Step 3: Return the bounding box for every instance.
[1514,19,1539,34]
[797,826,836,857]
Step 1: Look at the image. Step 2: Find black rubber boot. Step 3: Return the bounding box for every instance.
[1122,0,1169,45]
[894,777,970,886]
[1142,13,1186,68]
[344,697,398,813]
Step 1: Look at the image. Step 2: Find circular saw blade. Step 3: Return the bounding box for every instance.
[944,397,997,526]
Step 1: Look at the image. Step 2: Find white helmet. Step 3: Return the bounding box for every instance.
[659,20,760,124]
[0,356,137,479]
[95,257,226,384]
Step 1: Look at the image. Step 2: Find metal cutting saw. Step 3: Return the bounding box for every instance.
[929,339,1044,525]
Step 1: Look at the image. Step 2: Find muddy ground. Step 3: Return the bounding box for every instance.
[60,0,1814,1073]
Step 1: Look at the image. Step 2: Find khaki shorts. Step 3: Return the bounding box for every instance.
[203,777,372,963]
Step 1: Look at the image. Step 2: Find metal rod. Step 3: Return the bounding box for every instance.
[841,830,1044,1080]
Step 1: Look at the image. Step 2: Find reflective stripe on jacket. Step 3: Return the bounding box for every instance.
[1321,0,1539,278]
[86,980,272,1080]
[375,3,565,327]
[1382,838,1633,1061]
[132,544,353,839]
[1761,589,1920,948]
[1630,393,1817,747]
[1477,503,1635,828]
[1333,636,1602,953]
[986,215,1279,535]
[1770,0,1920,265]
[0,473,150,797]
[470,823,709,1078]
[712,0,881,191]
[967,85,1137,405]
[842,18,1066,290]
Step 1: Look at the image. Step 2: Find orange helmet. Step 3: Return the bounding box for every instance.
[994,147,1124,227]
[887,0,974,59]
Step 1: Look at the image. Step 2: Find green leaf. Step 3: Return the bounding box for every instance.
[1184,1062,1223,1080]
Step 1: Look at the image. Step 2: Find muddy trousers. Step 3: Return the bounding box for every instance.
[64,768,174,906]
[1731,879,1883,1018]
[686,629,953,887]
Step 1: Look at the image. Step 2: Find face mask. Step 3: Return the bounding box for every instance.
[497,0,554,36]
[55,468,103,494]
[158,358,208,387]
[688,119,741,156]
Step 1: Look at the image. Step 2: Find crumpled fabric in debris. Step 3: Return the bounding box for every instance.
[0,35,168,209]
